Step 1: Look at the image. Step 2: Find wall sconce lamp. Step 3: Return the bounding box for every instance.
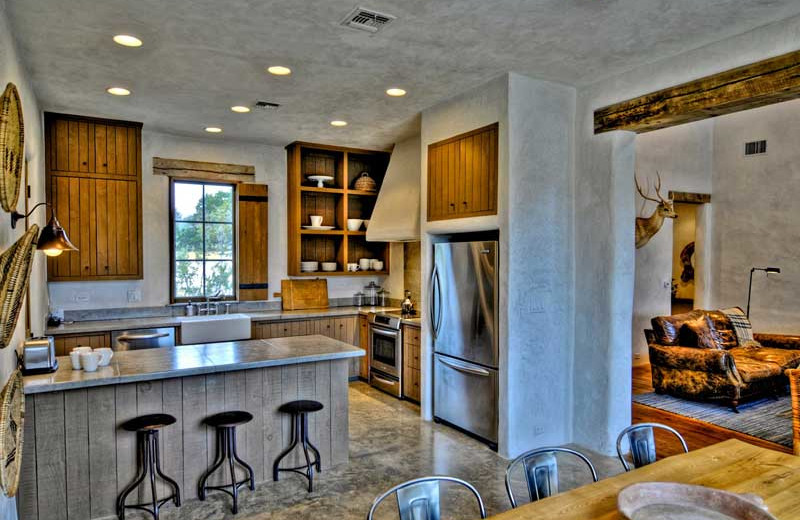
[746,266,781,318]
[10,202,78,257]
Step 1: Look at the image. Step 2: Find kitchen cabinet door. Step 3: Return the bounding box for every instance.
[427,122,498,221]
[402,325,421,401]
[46,114,141,176]
[358,315,370,379]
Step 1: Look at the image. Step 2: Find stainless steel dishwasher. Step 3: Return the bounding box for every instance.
[111,327,175,351]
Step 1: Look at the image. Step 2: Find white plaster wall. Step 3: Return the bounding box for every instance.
[631,120,713,363]
[48,131,394,310]
[0,2,46,517]
[711,99,800,331]
[574,12,800,454]
[505,73,575,454]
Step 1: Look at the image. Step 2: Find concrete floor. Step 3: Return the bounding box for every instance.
[149,382,622,520]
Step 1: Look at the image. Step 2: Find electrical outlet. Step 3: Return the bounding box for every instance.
[127,289,142,303]
[663,280,671,289]
[74,292,90,303]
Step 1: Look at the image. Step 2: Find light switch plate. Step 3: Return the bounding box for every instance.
[127,289,142,303]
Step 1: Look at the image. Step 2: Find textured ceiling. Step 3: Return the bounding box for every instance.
[6,0,800,149]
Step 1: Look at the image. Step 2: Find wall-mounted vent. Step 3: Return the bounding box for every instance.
[744,139,767,156]
[255,101,280,110]
[340,6,395,33]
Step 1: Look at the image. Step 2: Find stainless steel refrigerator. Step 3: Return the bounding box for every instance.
[431,239,498,448]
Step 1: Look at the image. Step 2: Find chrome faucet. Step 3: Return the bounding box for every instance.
[200,290,223,315]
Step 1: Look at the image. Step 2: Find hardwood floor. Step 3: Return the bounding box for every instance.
[631,363,791,455]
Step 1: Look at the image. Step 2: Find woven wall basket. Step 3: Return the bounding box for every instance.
[0,83,24,213]
[0,225,38,348]
[0,368,23,497]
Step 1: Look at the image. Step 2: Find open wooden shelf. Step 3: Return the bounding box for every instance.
[287,141,391,277]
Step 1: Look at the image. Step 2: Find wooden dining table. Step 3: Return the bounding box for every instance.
[489,439,800,519]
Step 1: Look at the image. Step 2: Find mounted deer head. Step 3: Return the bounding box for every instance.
[635,172,676,249]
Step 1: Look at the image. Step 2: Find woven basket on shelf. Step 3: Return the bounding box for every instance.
[0,83,24,213]
[0,368,24,497]
[0,224,38,348]
[353,171,377,191]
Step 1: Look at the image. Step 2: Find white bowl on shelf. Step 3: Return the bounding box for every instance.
[321,262,338,272]
[346,218,363,231]
[300,261,319,272]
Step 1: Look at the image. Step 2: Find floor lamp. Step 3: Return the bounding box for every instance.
[747,267,781,318]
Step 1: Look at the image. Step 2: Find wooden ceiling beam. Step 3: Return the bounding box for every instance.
[594,49,800,134]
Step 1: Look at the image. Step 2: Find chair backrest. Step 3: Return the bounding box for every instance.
[787,369,800,456]
[616,422,688,471]
[366,476,486,520]
[504,447,598,508]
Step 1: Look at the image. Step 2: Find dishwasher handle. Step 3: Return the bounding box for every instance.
[116,332,170,341]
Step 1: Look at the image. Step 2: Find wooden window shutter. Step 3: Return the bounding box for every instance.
[237,184,269,301]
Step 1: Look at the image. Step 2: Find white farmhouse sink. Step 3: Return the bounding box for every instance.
[179,313,252,345]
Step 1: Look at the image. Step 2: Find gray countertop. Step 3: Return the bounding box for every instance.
[45,306,404,336]
[23,335,364,394]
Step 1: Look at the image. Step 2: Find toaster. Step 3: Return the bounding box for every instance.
[22,336,58,375]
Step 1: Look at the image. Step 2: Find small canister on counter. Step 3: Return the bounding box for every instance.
[364,282,380,306]
[353,291,365,307]
[377,289,389,307]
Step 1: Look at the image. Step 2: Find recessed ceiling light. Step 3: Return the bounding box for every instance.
[231,105,251,113]
[330,120,348,127]
[106,87,131,96]
[205,127,222,133]
[113,34,143,47]
[267,66,292,76]
[386,88,406,97]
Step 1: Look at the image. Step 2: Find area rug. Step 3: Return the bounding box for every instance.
[633,392,792,448]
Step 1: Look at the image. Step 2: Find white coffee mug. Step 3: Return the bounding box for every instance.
[358,258,371,271]
[69,350,82,370]
[80,352,102,372]
[96,347,114,366]
[309,215,323,227]
[347,263,360,272]
[73,346,93,354]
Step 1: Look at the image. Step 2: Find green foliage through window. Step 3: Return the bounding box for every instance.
[173,181,234,299]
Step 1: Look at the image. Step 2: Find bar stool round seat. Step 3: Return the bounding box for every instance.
[278,400,324,414]
[204,410,253,428]
[273,399,323,492]
[198,411,256,514]
[117,414,181,520]
[121,413,176,432]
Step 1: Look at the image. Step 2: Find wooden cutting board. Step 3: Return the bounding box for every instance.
[281,279,329,310]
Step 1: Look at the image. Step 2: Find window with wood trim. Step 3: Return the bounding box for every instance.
[170,179,236,302]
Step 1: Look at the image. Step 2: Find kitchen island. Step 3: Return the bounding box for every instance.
[18,336,363,520]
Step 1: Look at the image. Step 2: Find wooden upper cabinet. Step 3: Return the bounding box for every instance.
[47,113,141,176]
[45,113,143,281]
[427,122,498,221]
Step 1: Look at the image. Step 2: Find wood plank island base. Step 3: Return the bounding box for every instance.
[18,336,363,520]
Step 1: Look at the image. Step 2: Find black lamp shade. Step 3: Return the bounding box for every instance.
[37,215,78,256]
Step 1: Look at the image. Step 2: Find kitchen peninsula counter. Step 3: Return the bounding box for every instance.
[19,336,362,520]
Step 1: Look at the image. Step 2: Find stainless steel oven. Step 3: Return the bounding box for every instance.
[369,313,403,397]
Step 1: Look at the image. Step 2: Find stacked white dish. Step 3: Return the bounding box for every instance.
[300,261,319,272]
[321,262,337,272]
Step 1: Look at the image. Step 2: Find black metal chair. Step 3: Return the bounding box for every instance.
[198,411,256,514]
[272,400,323,492]
[116,414,181,520]
[504,447,598,508]
[616,422,689,471]
[367,476,487,520]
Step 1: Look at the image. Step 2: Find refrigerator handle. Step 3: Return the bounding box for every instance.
[434,267,443,337]
[429,264,439,340]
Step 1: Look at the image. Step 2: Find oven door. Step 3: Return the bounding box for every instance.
[370,326,401,377]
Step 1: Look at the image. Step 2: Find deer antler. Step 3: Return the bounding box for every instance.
[635,174,661,203]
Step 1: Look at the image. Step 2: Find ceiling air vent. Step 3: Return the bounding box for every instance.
[340,6,395,33]
[255,101,280,110]
[744,139,767,156]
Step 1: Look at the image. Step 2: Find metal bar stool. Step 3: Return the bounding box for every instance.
[116,413,181,520]
[198,411,256,514]
[272,399,323,492]
[505,446,598,508]
[616,422,689,471]
[367,476,487,520]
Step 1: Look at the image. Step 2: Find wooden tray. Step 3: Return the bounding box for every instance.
[618,482,776,520]
[281,279,329,310]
